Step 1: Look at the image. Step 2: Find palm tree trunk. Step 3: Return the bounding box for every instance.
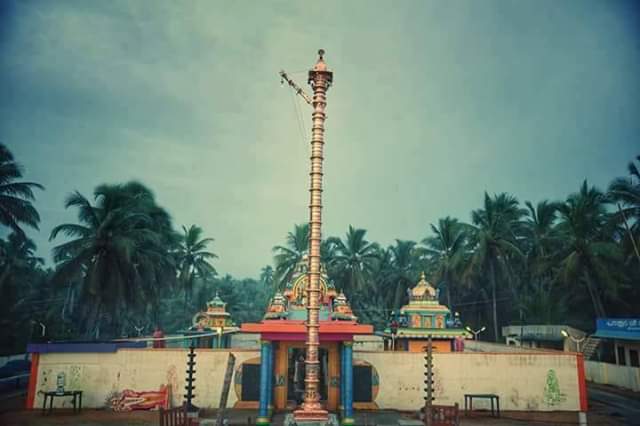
[444,270,452,308]
[489,260,499,342]
[584,272,607,318]
[393,281,406,310]
[84,300,102,340]
[0,264,12,295]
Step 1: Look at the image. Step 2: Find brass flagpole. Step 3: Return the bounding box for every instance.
[294,49,332,422]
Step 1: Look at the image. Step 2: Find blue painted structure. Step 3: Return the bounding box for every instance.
[27,342,146,353]
[266,341,273,414]
[340,343,346,415]
[342,342,354,425]
[257,341,271,425]
[594,318,640,341]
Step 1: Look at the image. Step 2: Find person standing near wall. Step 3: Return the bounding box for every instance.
[152,326,166,349]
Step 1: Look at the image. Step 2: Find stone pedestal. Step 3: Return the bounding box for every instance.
[285,413,339,426]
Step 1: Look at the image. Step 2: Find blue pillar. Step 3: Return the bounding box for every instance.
[343,341,354,425]
[340,343,346,415]
[257,341,271,425]
[266,342,274,415]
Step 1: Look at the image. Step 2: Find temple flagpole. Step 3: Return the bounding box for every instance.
[293,49,333,422]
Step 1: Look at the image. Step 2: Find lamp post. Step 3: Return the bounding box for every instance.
[561,329,586,353]
[465,326,486,341]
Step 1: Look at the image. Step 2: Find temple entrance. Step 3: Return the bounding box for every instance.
[273,341,339,412]
[286,347,328,404]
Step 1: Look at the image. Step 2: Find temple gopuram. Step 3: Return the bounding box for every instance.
[240,258,373,425]
[380,272,469,352]
[183,294,239,348]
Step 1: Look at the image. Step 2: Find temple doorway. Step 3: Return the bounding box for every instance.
[286,347,328,404]
[273,341,339,412]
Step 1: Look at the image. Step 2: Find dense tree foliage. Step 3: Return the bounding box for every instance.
[0,144,638,353]
[0,144,43,237]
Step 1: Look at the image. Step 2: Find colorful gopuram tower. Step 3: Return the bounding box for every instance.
[241,258,372,425]
[382,273,469,352]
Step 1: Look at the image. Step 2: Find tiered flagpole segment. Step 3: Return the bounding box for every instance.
[293,49,333,422]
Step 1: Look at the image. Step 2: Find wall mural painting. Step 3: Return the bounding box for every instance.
[106,384,170,411]
[69,365,82,389]
[166,365,179,403]
[543,369,566,406]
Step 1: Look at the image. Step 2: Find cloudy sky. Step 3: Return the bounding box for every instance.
[1,0,638,278]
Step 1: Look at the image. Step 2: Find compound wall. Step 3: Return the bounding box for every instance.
[356,351,586,411]
[27,347,586,412]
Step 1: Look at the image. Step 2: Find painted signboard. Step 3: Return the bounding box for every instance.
[595,318,640,340]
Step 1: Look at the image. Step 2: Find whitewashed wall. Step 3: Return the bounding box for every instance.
[33,348,583,412]
[586,361,640,392]
[33,349,259,409]
[356,351,582,411]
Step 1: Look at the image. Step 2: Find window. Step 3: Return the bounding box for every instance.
[617,346,626,366]
[630,349,639,368]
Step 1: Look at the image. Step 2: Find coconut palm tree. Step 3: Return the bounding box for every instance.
[260,265,274,289]
[380,240,419,310]
[273,223,309,289]
[421,217,469,308]
[522,200,562,276]
[467,192,526,341]
[608,155,640,265]
[556,181,621,318]
[0,144,43,237]
[329,226,380,295]
[0,232,44,294]
[176,224,218,304]
[49,182,175,338]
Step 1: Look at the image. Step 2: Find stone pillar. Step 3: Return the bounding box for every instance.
[257,341,271,425]
[340,343,346,416]
[267,342,274,415]
[343,342,354,425]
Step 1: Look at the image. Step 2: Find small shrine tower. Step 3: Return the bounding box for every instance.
[381,273,469,352]
[184,293,239,348]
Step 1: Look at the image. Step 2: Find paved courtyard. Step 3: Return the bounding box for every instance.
[0,408,623,426]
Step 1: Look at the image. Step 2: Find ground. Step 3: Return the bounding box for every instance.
[0,383,637,425]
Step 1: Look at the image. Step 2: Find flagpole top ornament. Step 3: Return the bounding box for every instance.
[309,49,332,85]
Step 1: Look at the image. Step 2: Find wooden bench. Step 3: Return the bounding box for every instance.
[41,390,83,415]
[464,393,500,417]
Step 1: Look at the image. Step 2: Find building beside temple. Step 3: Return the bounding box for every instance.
[379,272,469,352]
[183,294,239,348]
[239,258,373,425]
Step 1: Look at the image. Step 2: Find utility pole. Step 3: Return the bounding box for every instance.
[283,50,332,423]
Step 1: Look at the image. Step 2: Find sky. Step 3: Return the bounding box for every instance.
[0,0,638,278]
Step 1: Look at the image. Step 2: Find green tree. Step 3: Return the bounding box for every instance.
[259,265,274,291]
[381,240,419,310]
[557,181,621,318]
[0,232,44,294]
[467,192,525,341]
[49,182,176,338]
[421,217,468,308]
[329,226,380,294]
[273,223,309,289]
[0,144,43,237]
[608,155,640,266]
[177,224,218,305]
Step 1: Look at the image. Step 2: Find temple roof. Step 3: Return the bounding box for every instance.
[410,272,437,300]
[242,257,369,337]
